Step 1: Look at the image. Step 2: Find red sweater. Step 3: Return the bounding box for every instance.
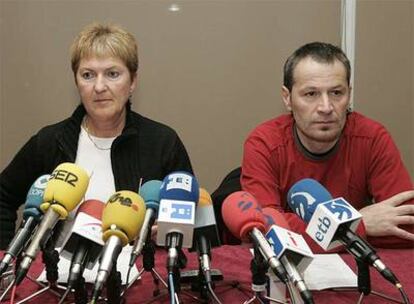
[241,112,413,252]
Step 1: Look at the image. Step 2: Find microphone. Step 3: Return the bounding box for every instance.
[190,188,221,284]
[263,208,314,304]
[287,178,399,285]
[156,171,199,273]
[15,163,89,285]
[63,199,105,290]
[91,190,146,301]
[0,174,50,276]
[221,191,288,283]
[129,180,163,267]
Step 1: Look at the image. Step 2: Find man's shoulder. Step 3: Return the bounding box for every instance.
[245,114,293,149]
[248,114,292,139]
[345,112,387,138]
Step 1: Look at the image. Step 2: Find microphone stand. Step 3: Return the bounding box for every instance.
[16,237,66,304]
[243,246,287,304]
[123,231,168,299]
[106,260,123,304]
[355,259,403,304]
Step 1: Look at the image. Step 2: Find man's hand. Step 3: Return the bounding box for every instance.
[360,190,414,241]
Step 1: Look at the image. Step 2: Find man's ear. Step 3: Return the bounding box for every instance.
[282,85,292,111]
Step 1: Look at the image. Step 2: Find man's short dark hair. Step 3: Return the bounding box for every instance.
[283,42,351,91]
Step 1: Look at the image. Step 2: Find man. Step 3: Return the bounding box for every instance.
[241,42,414,251]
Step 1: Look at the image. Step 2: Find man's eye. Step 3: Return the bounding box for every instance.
[107,71,120,78]
[305,91,316,97]
[331,90,344,96]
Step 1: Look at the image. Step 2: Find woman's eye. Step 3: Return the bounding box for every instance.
[107,71,120,78]
[81,72,94,80]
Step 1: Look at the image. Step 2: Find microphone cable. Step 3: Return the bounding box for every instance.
[396,282,411,304]
[168,272,177,304]
[206,281,223,304]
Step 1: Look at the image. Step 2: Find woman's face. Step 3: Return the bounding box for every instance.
[76,56,137,123]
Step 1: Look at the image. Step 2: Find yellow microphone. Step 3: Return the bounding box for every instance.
[15,163,89,285]
[92,190,146,301]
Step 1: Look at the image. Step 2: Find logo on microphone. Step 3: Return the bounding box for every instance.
[108,193,138,211]
[50,169,79,187]
[165,173,192,192]
[170,203,193,220]
[324,198,353,220]
[289,191,316,221]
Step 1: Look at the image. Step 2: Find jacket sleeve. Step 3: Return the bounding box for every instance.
[0,135,43,249]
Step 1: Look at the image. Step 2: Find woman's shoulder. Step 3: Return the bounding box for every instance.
[129,111,179,137]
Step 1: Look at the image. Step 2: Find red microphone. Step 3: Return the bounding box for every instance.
[262,207,290,229]
[222,191,288,282]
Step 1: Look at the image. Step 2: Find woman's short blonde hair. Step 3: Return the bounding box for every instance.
[70,22,138,80]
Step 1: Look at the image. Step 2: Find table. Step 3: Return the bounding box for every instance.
[1,246,413,303]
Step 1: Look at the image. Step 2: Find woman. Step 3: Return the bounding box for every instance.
[0,23,193,249]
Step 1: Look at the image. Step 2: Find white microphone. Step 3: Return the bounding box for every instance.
[156,171,199,273]
[288,178,400,285]
[60,199,105,289]
[263,208,315,304]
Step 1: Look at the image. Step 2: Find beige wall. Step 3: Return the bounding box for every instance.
[0,0,412,194]
[354,0,413,178]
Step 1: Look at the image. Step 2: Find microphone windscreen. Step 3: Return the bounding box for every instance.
[102,190,146,246]
[159,171,199,203]
[221,191,265,240]
[42,163,90,218]
[199,188,212,206]
[262,207,290,230]
[23,174,50,220]
[287,178,333,223]
[140,180,162,212]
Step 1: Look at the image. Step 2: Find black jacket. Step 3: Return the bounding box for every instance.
[0,104,193,248]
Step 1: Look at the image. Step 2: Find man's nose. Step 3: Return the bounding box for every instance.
[317,94,333,114]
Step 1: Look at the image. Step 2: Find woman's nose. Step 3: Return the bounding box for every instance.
[94,75,108,92]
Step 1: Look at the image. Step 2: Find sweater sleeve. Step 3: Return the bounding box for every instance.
[366,127,414,248]
[0,135,42,249]
[162,132,193,176]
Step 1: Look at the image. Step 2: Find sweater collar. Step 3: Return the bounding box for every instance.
[57,102,139,161]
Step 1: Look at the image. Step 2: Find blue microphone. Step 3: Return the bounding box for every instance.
[129,180,163,266]
[156,172,199,273]
[287,178,399,286]
[0,175,50,276]
[287,178,333,223]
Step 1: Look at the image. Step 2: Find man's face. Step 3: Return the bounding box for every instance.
[282,57,351,153]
